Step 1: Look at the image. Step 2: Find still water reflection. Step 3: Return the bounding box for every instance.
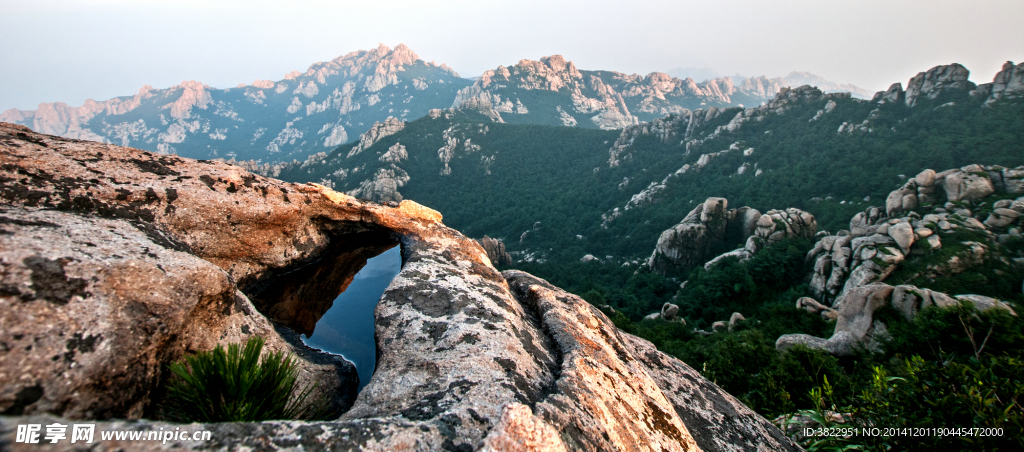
[302,246,402,390]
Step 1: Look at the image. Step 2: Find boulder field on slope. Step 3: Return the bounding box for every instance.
[807,165,1024,305]
[0,123,796,451]
[790,164,1024,355]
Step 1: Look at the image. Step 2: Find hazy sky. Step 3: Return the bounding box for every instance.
[2,0,1023,111]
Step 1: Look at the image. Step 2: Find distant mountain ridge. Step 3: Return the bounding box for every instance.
[0,44,471,162]
[780,71,872,98]
[452,55,798,129]
[667,67,872,98]
[2,44,873,161]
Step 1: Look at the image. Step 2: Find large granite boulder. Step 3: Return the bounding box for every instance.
[647,198,729,275]
[648,196,815,276]
[939,166,995,202]
[0,207,356,420]
[477,235,513,267]
[0,123,797,450]
[904,63,972,107]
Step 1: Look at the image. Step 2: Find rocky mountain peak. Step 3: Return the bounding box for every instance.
[904,63,972,107]
[0,43,470,163]
[322,43,423,79]
[738,75,782,98]
[643,71,677,92]
[453,56,828,130]
[377,42,419,68]
[505,55,584,90]
[166,80,213,119]
[539,54,580,77]
[982,60,1024,104]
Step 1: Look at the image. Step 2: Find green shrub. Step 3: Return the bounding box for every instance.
[161,337,327,422]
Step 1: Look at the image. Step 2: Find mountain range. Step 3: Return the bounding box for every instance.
[0,44,469,162]
[1,44,867,163]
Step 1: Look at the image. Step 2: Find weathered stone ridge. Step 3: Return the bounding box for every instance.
[869,61,1024,107]
[0,123,795,450]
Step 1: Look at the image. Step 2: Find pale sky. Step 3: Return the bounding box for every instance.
[2,0,1023,111]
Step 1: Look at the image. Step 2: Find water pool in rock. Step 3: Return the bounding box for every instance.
[301,245,402,390]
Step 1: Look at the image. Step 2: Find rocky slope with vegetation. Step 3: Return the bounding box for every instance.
[0,123,795,450]
[260,61,1024,280]
[614,160,1024,449]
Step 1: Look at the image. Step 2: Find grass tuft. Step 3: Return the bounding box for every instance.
[161,337,327,422]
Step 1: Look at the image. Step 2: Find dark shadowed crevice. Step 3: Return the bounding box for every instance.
[249,228,402,394]
[249,229,398,336]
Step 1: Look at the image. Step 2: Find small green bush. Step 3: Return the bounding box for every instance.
[161,337,326,422]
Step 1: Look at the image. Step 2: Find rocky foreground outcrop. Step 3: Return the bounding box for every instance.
[0,123,795,450]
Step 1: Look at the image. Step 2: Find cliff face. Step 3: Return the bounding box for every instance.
[0,123,795,451]
[0,44,470,163]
